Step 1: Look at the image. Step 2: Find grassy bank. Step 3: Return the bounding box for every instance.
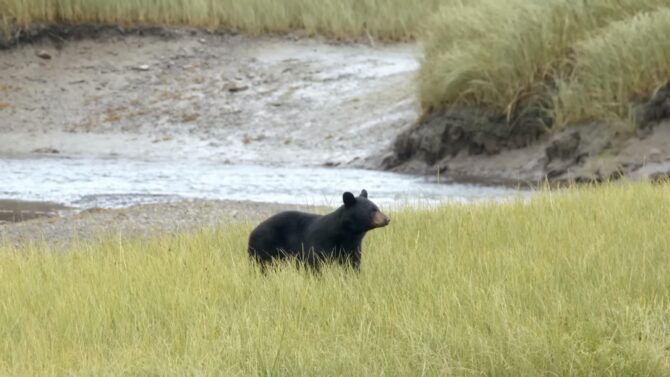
[3,0,668,130]
[0,0,448,41]
[1,183,669,375]
[420,0,670,129]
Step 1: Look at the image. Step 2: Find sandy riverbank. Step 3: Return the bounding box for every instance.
[0,26,418,168]
[0,198,325,247]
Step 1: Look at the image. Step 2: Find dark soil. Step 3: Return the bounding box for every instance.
[0,23,196,49]
[383,85,670,186]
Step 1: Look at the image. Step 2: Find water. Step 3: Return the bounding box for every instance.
[0,156,527,209]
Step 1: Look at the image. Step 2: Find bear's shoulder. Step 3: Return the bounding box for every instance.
[258,210,321,228]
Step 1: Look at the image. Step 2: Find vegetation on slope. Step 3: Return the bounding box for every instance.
[554,7,670,129]
[0,0,449,42]
[1,183,669,375]
[420,0,670,129]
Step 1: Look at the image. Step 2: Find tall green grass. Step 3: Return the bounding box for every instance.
[420,0,670,129]
[2,183,669,375]
[0,0,449,41]
[554,7,670,130]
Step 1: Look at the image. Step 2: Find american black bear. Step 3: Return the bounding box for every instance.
[248,189,390,271]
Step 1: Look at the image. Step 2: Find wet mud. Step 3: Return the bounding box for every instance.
[0,25,418,168]
[0,199,70,223]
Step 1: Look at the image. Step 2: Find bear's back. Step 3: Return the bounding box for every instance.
[248,211,322,257]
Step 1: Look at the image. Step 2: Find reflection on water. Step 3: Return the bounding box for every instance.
[0,157,528,209]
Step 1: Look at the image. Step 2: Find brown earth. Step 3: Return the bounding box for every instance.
[382,90,670,186]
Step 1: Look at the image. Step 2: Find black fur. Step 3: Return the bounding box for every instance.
[248,189,390,272]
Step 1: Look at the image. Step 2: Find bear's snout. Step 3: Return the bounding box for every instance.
[372,211,390,228]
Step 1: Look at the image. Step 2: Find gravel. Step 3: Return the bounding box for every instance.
[0,200,326,249]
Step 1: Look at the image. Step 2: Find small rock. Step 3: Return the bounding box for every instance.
[546,168,566,179]
[31,147,60,154]
[36,50,51,60]
[448,125,464,142]
[647,148,661,162]
[224,83,249,93]
[609,169,624,181]
[650,171,670,183]
[198,38,206,44]
[546,132,580,162]
[634,83,670,129]
[483,138,501,155]
[83,207,105,214]
[132,64,151,71]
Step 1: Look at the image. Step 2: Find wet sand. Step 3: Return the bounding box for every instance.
[0,28,418,168]
[0,199,70,223]
[0,198,326,248]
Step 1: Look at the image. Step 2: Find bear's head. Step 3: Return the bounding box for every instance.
[341,189,390,232]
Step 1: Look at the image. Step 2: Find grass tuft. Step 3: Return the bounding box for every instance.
[0,0,448,42]
[553,7,670,130]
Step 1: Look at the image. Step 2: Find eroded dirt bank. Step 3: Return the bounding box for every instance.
[382,97,670,186]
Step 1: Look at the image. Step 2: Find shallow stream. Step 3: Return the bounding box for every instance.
[0,156,526,209]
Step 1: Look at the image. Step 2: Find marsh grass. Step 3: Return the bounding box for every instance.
[1,183,669,375]
[0,0,447,41]
[553,7,670,130]
[420,0,670,129]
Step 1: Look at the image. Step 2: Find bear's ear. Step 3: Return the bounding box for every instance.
[343,192,356,206]
[360,189,368,198]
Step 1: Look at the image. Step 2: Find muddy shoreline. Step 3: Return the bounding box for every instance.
[0,198,326,247]
[3,24,670,187]
[383,104,670,186]
[0,25,420,245]
[0,24,418,168]
[0,199,71,223]
[2,24,669,247]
